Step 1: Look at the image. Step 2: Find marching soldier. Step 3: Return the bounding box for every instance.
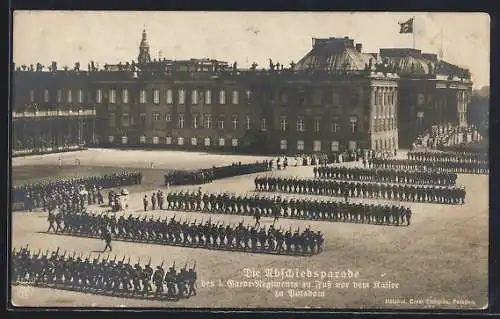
[142,259,153,296]
[165,264,177,299]
[254,210,261,228]
[153,263,165,296]
[11,247,199,301]
[132,260,143,294]
[187,264,197,296]
[47,211,57,233]
[103,229,112,252]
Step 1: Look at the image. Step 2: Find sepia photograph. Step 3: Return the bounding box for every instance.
[10,11,489,309]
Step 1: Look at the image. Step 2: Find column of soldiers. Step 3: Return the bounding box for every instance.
[164,191,412,226]
[164,169,214,186]
[48,214,324,256]
[11,245,197,300]
[437,145,487,153]
[13,171,143,208]
[46,196,93,233]
[314,167,457,186]
[254,176,466,205]
[369,158,488,174]
[164,162,271,186]
[408,151,488,163]
[212,161,271,179]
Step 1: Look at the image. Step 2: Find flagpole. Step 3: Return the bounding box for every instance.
[412,16,416,49]
[440,27,444,59]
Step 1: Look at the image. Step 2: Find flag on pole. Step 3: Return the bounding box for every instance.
[398,18,414,34]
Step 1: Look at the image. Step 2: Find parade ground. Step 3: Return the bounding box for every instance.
[11,149,489,309]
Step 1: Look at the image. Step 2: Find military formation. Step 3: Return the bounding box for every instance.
[314,166,457,186]
[164,191,412,226]
[369,158,488,174]
[47,214,323,256]
[11,245,197,301]
[164,169,215,186]
[14,146,484,304]
[13,172,143,209]
[164,161,270,186]
[408,151,488,163]
[254,176,466,205]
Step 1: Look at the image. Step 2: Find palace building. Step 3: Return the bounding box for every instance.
[11,29,473,155]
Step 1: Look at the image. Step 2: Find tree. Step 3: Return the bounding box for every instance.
[468,86,489,137]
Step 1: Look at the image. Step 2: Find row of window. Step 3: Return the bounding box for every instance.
[108,113,360,133]
[29,88,251,105]
[29,89,86,104]
[28,87,397,107]
[279,140,358,152]
[108,135,240,147]
[279,116,358,133]
[279,90,344,106]
[107,135,361,152]
[135,89,247,105]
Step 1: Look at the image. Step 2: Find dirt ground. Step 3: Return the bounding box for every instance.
[10,149,489,309]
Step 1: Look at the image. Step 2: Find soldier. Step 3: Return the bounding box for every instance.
[103,229,112,252]
[153,263,165,296]
[187,264,197,296]
[165,264,177,299]
[254,210,261,228]
[158,190,164,210]
[405,208,412,226]
[143,195,149,211]
[177,266,189,298]
[47,211,56,233]
[55,211,64,233]
[272,200,280,226]
[132,260,143,294]
[151,192,157,210]
[142,260,153,296]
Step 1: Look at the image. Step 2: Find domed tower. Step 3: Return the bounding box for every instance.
[138,28,151,65]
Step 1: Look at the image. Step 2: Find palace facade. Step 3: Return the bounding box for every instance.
[11,30,473,155]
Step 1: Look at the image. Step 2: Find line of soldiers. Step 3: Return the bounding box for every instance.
[164,191,412,226]
[164,169,214,186]
[48,214,324,256]
[212,161,271,179]
[254,176,466,205]
[437,145,487,154]
[11,246,197,300]
[370,158,488,174]
[164,161,271,186]
[408,151,488,163]
[314,167,457,186]
[13,172,143,205]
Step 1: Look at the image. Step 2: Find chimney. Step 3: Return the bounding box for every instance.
[355,43,362,53]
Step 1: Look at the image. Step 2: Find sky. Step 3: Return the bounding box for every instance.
[13,11,490,88]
